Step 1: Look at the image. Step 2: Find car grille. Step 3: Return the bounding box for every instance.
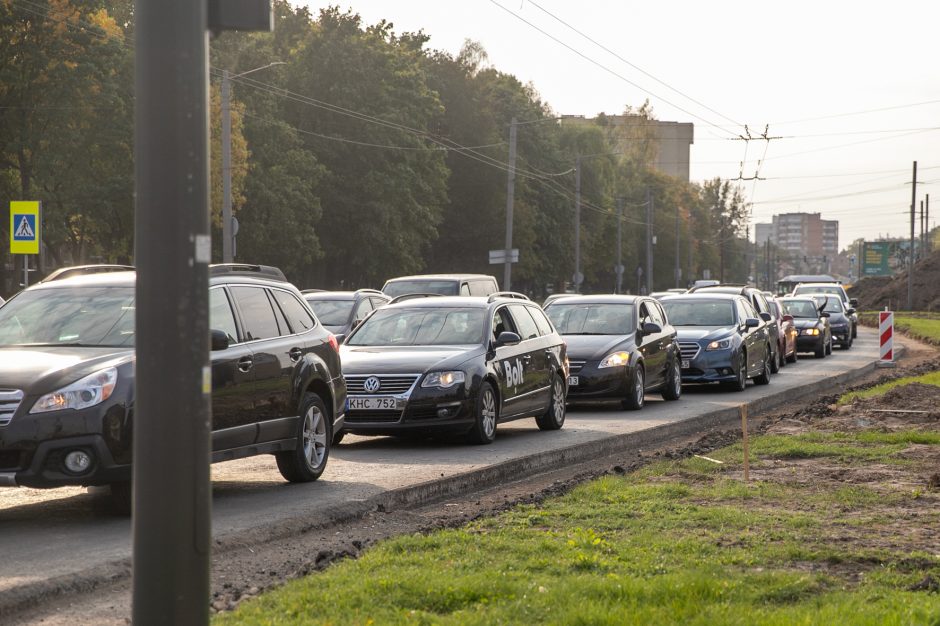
[568,360,586,374]
[678,342,701,361]
[344,374,420,395]
[0,390,23,427]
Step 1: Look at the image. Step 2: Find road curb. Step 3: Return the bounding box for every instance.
[0,340,897,620]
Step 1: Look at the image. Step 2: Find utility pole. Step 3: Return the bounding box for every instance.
[927,194,931,254]
[920,200,925,260]
[574,157,582,291]
[503,117,517,290]
[615,197,623,294]
[674,203,680,288]
[909,161,917,311]
[645,188,653,294]
[221,62,284,263]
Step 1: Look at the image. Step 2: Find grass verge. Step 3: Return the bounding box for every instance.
[839,370,940,405]
[215,430,940,625]
[860,313,940,345]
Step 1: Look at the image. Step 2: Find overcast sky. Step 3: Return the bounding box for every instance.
[298,1,940,248]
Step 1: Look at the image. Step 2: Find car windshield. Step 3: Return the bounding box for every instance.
[545,304,635,335]
[661,300,735,326]
[811,295,843,313]
[383,280,458,297]
[782,299,820,318]
[794,285,843,298]
[0,286,136,347]
[346,307,484,346]
[304,298,354,325]
[768,301,781,317]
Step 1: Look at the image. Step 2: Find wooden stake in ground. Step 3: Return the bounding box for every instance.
[740,404,750,481]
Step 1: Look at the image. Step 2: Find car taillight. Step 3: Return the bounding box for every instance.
[328,334,339,353]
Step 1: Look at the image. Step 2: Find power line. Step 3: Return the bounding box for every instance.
[522,0,743,129]
[763,127,940,162]
[772,98,940,125]
[485,0,740,139]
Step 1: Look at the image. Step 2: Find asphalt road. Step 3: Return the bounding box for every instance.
[0,329,880,609]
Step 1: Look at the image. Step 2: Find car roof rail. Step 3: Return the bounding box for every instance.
[301,288,327,294]
[487,291,530,303]
[387,293,445,304]
[354,288,385,296]
[40,264,136,283]
[209,263,287,282]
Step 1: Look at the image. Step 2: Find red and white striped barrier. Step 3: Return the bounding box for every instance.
[879,311,894,363]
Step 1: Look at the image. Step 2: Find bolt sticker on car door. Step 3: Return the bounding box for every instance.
[503,358,525,387]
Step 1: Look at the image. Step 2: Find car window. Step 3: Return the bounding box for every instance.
[210,287,239,343]
[492,307,517,340]
[508,304,540,340]
[231,286,281,341]
[267,290,291,335]
[382,280,458,297]
[460,283,471,296]
[546,303,635,335]
[639,303,653,326]
[346,307,485,346]
[370,296,390,310]
[783,299,820,318]
[469,280,496,296]
[751,292,769,314]
[646,300,666,326]
[305,298,354,325]
[354,297,374,321]
[768,301,780,318]
[662,300,735,326]
[271,289,316,334]
[812,295,843,313]
[740,299,758,320]
[529,306,555,336]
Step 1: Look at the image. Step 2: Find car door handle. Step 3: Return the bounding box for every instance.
[288,348,303,362]
[237,356,253,373]
[522,354,532,363]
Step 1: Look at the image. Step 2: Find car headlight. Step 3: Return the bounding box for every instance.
[30,367,118,414]
[421,371,466,389]
[598,352,630,368]
[705,339,732,351]
[801,328,820,336]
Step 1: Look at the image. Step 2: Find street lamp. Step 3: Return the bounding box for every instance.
[221,61,285,263]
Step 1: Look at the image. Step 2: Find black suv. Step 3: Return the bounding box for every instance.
[0,264,345,500]
[381,274,500,298]
[688,284,782,373]
[302,289,391,344]
[339,295,567,444]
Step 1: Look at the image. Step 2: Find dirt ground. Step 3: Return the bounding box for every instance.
[13,336,940,624]
[850,248,940,311]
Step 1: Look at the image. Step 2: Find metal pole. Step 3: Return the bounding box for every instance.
[134,0,211,622]
[221,69,233,263]
[927,194,931,254]
[909,161,917,310]
[574,157,581,291]
[503,117,517,290]
[22,255,28,289]
[615,197,623,294]
[920,200,925,258]
[645,188,653,294]
[674,203,680,288]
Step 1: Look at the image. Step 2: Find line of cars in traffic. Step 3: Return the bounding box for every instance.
[0,266,857,509]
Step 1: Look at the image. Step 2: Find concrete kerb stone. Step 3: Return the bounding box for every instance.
[0,346,894,620]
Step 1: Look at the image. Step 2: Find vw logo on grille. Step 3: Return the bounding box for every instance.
[363,376,381,393]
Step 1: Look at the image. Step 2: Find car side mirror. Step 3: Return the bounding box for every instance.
[640,322,662,334]
[210,329,230,351]
[849,298,858,307]
[846,308,856,316]
[820,312,830,318]
[494,331,521,347]
[782,314,794,323]
[759,312,772,322]
[745,317,760,328]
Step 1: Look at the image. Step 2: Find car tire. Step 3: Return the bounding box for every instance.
[842,334,853,350]
[786,348,798,364]
[826,335,833,355]
[107,481,132,516]
[769,343,780,374]
[754,351,771,385]
[852,324,857,339]
[536,374,566,431]
[466,381,498,444]
[661,358,681,401]
[814,339,826,358]
[622,365,645,410]
[276,392,330,483]
[725,351,747,392]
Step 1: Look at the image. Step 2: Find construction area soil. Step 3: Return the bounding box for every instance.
[850,248,940,311]
[12,337,940,625]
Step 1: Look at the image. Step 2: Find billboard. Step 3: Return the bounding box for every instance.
[862,240,916,277]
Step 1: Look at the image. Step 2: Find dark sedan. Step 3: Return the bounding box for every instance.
[810,295,854,350]
[544,295,681,410]
[339,296,567,444]
[781,297,832,358]
[660,294,772,391]
[303,289,390,344]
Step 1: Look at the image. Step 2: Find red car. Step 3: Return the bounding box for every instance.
[768,298,798,366]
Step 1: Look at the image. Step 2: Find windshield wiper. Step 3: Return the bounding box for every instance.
[564,332,614,336]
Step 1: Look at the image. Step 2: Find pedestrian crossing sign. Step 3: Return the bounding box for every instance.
[10,201,40,254]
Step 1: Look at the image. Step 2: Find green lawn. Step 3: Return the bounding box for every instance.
[860,312,940,344]
[216,431,940,625]
[840,371,940,405]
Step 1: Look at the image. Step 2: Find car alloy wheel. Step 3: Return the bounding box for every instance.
[622,366,645,410]
[537,375,566,431]
[302,404,328,471]
[467,382,498,444]
[661,359,681,401]
[276,392,331,482]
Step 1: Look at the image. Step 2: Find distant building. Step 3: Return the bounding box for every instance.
[559,114,694,182]
[755,212,839,268]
